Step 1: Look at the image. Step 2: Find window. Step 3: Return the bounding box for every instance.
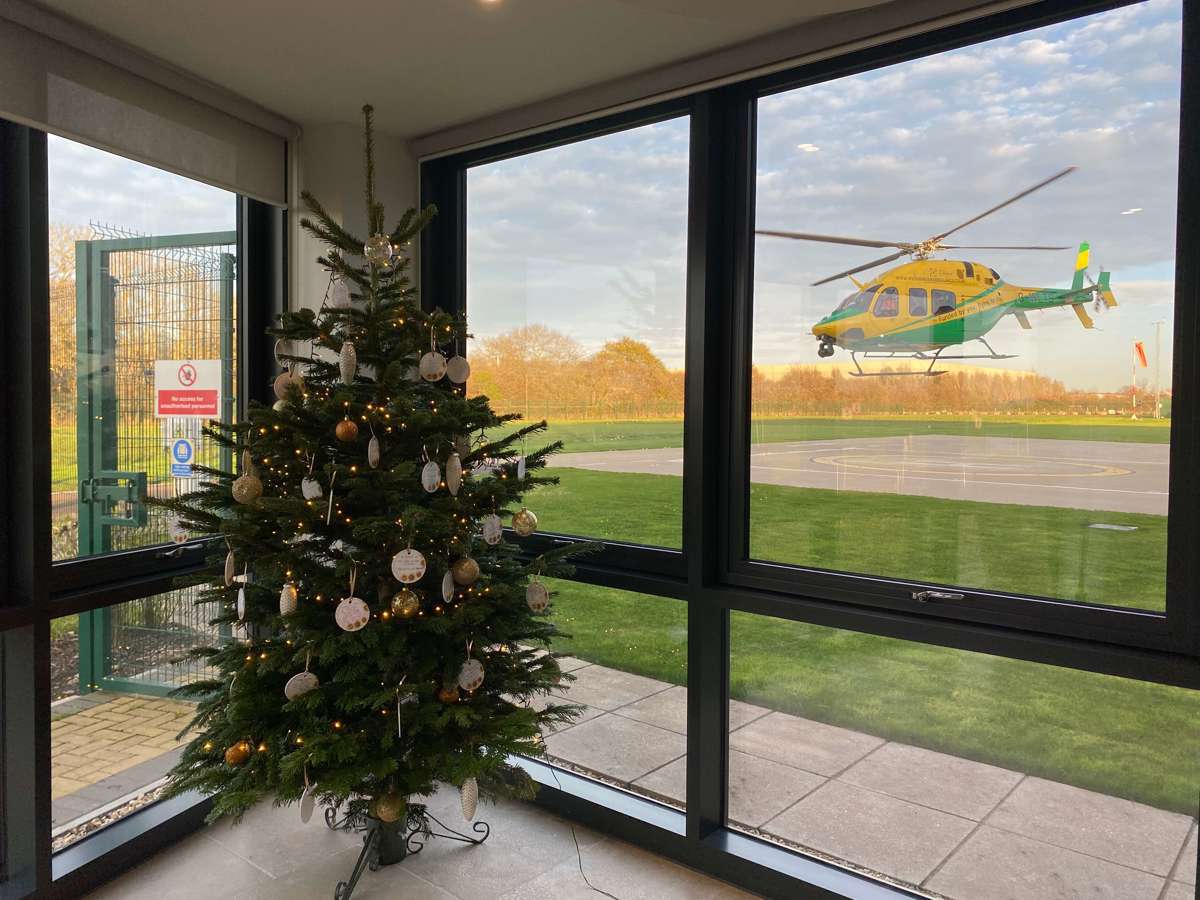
[931,288,957,314]
[908,287,928,317]
[835,285,877,313]
[465,116,689,549]
[872,287,899,317]
[48,135,238,563]
[750,0,1181,615]
[729,612,1200,896]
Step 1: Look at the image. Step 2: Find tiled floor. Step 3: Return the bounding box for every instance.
[540,659,1199,900]
[85,784,754,900]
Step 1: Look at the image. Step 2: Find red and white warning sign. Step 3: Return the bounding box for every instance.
[154,360,222,418]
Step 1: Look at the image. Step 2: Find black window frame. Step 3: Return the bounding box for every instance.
[422,0,1200,896]
[0,119,286,898]
[871,286,900,318]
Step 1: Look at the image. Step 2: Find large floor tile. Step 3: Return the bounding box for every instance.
[557,664,673,710]
[252,843,460,900]
[87,832,273,899]
[987,776,1193,875]
[839,742,1022,820]
[729,711,883,776]
[1163,882,1196,900]
[401,788,606,900]
[926,825,1165,900]
[634,750,825,828]
[496,835,755,900]
[204,795,363,878]
[545,714,686,783]
[614,686,769,736]
[763,779,974,886]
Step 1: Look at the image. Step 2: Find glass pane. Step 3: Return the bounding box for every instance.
[533,579,687,809]
[50,590,224,850]
[750,0,1180,611]
[729,612,1200,897]
[49,135,238,562]
[466,117,689,548]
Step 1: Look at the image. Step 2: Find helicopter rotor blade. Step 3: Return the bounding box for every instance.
[932,166,1078,242]
[811,250,910,286]
[938,244,1073,250]
[755,230,914,251]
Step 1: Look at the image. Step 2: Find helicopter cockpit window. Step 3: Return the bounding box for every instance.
[873,287,900,317]
[836,285,878,313]
[931,289,957,314]
[908,287,928,316]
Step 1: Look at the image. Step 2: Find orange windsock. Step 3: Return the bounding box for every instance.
[1134,341,1149,368]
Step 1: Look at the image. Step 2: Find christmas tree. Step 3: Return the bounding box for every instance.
[155,105,584,837]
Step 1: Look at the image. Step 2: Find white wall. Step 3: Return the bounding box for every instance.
[293,122,418,312]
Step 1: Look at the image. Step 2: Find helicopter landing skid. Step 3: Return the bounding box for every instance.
[849,340,1016,377]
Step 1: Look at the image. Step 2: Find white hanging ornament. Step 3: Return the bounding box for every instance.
[446,354,471,385]
[421,459,441,493]
[458,658,485,692]
[224,550,236,587]
[167,515,188,544]
[512,507,538,537]
[391,548,427,584]
[516,455,527,481]
[461,778,478,821]
[279,582,298,617]
[301,476,322,500]
[364,233,393,267]
[419,350,447,382]
[284,670,319,700]
[441,570,455,603]
[335,596,370,632]
[339,341,357,385]
[481,514,503,546]
[526,579,550,613]
[368,435,381,469]
[329,277,351,308]
[273,364,303,401]
[445,452,463,496]
[299,778,316,824]
[236,586,247,621]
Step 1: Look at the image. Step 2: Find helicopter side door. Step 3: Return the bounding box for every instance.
[930,287,964,346]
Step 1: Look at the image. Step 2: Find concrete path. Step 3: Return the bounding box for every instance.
[551,434,1169,515]
[542,660,1196,899]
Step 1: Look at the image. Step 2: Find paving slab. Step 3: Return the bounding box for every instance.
[729,711,883,776]
[1175,825,1197,885]
[614,686,769,736]
[544,714,686,783]
[1163,882,1196,900]
[556,664,672,711]
[925,825,1165,900]
[839,741,1022,820]
[634,750,825,828]
[987,776,1193,876]
[763,779,974,886]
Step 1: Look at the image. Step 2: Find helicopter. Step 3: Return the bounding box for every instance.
[757,166,1118,376]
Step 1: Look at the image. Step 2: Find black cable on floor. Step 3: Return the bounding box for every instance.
[549,766,622,900]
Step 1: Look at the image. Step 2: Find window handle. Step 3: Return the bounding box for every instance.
[912,589,965,603]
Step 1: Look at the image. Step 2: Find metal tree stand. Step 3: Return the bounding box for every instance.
[325,800,491,900]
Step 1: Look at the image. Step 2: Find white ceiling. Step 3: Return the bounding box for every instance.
[36,0,885,138]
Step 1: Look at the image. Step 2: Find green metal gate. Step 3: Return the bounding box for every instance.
[75,230,236,696]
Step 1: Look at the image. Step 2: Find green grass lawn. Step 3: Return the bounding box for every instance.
[547,579,1199,814]
[543,414,1170,454]
[536,467,1166,610]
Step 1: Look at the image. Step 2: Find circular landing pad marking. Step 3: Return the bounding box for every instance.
[810,452,1131,479]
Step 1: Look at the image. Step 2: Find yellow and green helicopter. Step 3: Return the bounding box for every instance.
[757,167,1117,376]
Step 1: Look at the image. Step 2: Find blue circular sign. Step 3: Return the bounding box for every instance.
[172,439,193,463]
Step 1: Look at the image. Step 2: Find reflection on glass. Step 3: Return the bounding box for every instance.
[750,0,1180,611]
[49,135,237,562]
[466,117,689,547]
[531,579,687,809]
[50,590,222,849]
[728,612,1200,896]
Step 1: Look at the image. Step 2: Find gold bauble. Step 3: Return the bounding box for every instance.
[451,556,480,586]
[437,685,461,704]
[335,418,359,442]
[369,791,407,824]
[511,507,538,537]
[390,588,420,619]
[224,741,252,766]
[232,473,263,504]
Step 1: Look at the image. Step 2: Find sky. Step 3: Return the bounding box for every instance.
[467,0,1182,392]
